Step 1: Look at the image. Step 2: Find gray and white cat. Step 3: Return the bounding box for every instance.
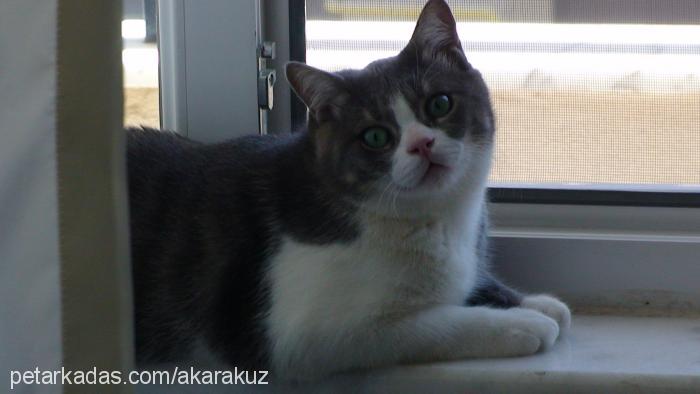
[127,0,570,381]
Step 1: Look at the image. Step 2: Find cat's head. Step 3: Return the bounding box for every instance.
[286,0,494,215]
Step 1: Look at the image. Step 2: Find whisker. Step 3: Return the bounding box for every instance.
[390,185,401,218]
[377,180,395,211]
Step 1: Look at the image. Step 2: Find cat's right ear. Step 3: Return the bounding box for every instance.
[285,62,346,118]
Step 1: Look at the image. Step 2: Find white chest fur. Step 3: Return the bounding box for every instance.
[266,200,484,375]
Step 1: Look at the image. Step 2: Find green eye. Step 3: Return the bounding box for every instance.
[361,127,391,149]
[427,94,452,118]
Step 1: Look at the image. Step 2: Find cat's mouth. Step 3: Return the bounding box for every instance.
[389,155,456,193]
[420,161,450,185]
[397,159,451,192]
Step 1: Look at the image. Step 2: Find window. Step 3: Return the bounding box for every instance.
[301,0,700,205]
[122,0,160,128]
[125,4,700,382]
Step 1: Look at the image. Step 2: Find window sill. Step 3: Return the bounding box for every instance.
[341,314,700,393]
[307,314,700,393]
[137,315,700,393]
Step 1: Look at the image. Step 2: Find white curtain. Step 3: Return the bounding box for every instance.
[0,2,132,393]
[0,2,62,393]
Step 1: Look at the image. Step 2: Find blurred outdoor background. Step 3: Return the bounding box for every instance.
[123,0,700,187]
[122,0,159,128]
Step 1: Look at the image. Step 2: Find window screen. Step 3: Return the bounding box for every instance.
[304,0,700,188]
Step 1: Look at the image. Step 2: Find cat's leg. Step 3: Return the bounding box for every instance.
[467,273,571,333]
[466,272,523,308]
[273,305,559,380]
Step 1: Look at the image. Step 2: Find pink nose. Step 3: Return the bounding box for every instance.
[407,136,435,158]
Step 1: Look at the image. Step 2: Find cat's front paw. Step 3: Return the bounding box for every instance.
[489,308,559,357]
[521,294,571,335]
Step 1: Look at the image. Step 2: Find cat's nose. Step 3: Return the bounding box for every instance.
[407,136,435,158]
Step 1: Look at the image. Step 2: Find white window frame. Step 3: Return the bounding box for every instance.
[159,0,263,142]
[158,0,700,314]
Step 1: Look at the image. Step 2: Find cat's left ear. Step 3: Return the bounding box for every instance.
[405,0,470,70]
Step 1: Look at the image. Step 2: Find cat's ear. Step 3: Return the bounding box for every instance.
[286,62,346,117]
[406,0,470,70]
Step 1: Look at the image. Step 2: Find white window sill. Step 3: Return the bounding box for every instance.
[137,314,700,393]
[339,314,700,393]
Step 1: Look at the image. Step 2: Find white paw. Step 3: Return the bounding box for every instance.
[521,294,571,336]
[491,308,560,357]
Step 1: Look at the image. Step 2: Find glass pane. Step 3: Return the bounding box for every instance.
[122,0,159,128]
[305,0,700,187]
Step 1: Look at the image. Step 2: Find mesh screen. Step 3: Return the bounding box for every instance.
[305,0,700,187]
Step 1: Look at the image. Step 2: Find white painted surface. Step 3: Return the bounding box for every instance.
[489,204,700,243]
[158,0,260,141]
[491,236,700,317]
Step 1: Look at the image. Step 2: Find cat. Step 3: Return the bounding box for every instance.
[127,0,571,382]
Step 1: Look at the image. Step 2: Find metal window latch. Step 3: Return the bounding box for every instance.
[256,40,276,134]
[258,41,276,60]
[257,41,276,111]
[258,69,276,110]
